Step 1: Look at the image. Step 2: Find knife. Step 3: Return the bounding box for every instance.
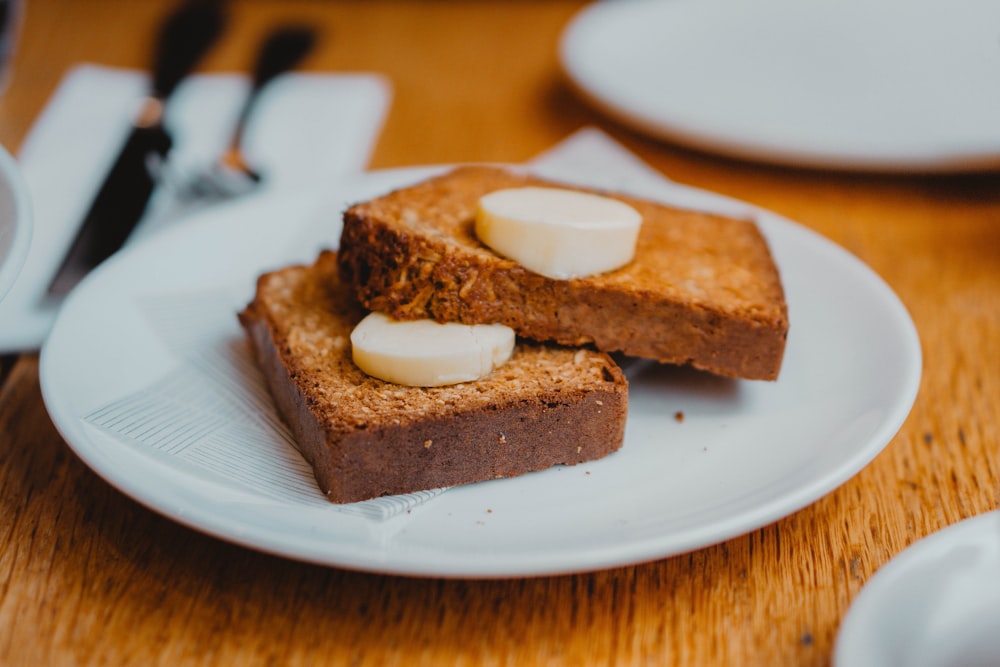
[47,0,225,295]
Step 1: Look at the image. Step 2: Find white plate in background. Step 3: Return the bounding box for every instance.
[40,166,921,578]
[561,0,1000,172]
[835,511,1000,667]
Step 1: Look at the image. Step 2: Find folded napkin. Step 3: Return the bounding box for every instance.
[73,127,740,521]
[0,63,391,352]
[531,127,754,219]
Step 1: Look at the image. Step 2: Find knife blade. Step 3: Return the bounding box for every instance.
[47,0,225,295]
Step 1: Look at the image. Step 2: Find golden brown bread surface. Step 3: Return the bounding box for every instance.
[239,250,628,504]
[338,166,789,380]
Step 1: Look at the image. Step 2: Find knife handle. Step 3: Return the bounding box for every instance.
[152,0,226,98]
[47,125,172,295]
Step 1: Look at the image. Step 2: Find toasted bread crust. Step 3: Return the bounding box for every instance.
[239,250,628,504]
[338,166,788,380]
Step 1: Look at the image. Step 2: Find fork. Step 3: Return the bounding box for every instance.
[174,24,317,200]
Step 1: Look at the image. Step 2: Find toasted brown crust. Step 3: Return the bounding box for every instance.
[239,250,628,504]
[338,166,788,380]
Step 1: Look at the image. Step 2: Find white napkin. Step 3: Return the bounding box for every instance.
[529,126,755,219]
[0,63,391,352]
[529,126,674,191]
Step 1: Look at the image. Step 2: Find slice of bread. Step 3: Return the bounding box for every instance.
[338,166,789,380]
[239,250,628,504]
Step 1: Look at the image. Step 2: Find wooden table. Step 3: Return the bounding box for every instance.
[1,1,998,665]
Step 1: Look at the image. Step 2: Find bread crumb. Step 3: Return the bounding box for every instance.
[424,439,433,448]
[674,411,685,423]
[498,432,507,444]
[458,271,479,299]
[576,446,582,453]
[595,400,603,406]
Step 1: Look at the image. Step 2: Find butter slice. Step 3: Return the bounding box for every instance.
[350,312,515,387]
[475,186,642,280]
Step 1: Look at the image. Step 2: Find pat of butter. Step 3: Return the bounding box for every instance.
[350,312,515,387]
[475,186,642,280]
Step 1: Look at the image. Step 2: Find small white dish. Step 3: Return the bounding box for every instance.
[835,511,1000,667]
[560,0,1000,172]
[39,165,921,578]
[0,142,31,304]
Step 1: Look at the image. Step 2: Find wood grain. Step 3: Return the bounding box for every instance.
[0,1,998,665]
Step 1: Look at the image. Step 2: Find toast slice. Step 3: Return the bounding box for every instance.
[239,250,628,504]
[338,166,788,380]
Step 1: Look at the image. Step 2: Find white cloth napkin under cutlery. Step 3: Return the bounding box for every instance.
[0,63,392,352]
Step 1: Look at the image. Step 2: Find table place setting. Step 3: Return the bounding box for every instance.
[0,61,391,351]
[1,1,998,664]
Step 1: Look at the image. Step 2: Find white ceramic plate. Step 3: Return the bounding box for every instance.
[835,511,1000,667]
[560,0,1000,172]
[0,143,32,304]
[40,166,921,578]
